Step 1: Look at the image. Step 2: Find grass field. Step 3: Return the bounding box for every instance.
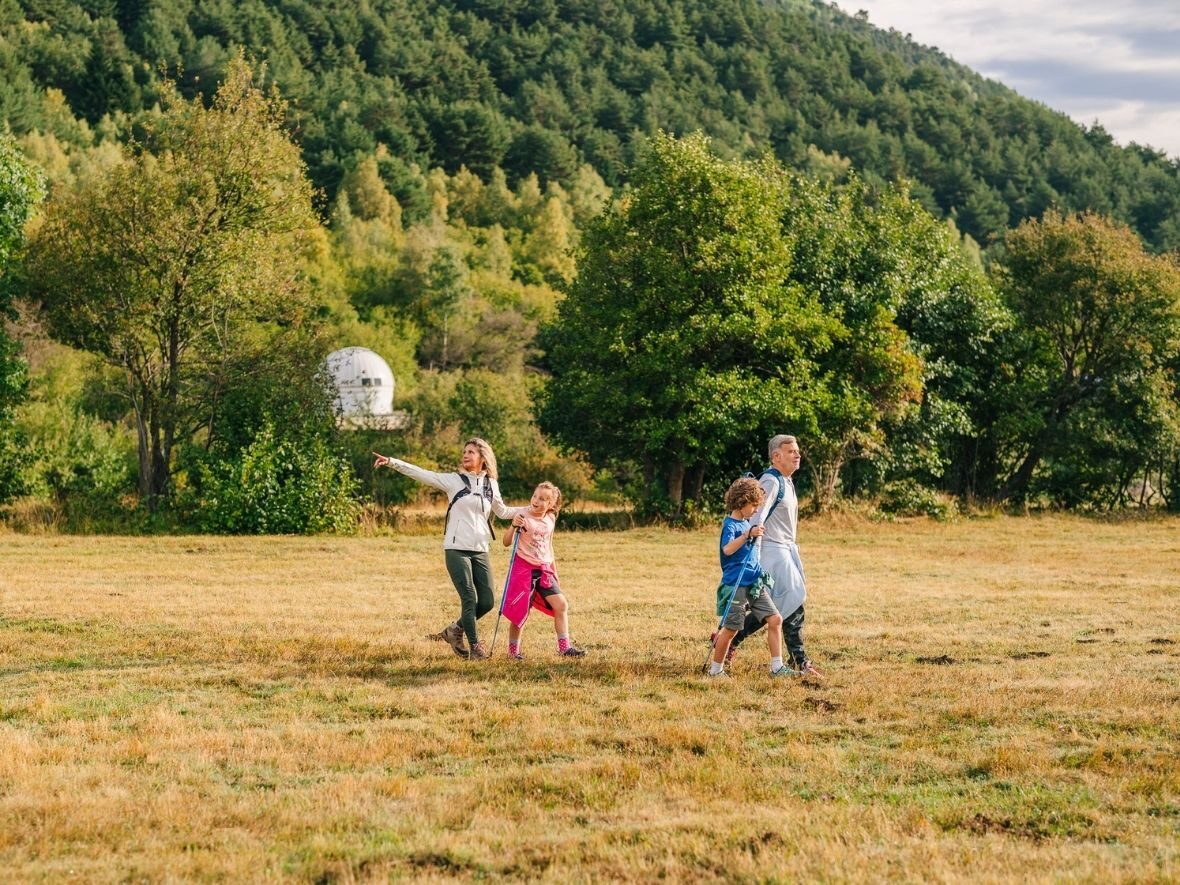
[1,515,1178,882]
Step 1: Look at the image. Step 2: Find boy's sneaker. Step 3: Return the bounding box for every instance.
[558,644,586,657]
[770,665,801,678]
[798,660,825,679]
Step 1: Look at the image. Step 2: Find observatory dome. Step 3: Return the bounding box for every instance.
[325,347,395,418]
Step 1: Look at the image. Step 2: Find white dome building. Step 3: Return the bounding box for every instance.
[325,347,405,428]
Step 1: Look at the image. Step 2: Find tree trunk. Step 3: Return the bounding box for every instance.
[665,461,685,517]
[147,399,169,508]
[685,463,705,506]
[998,441,1044,504]
[133,389,151,501]
[808,459,842,513]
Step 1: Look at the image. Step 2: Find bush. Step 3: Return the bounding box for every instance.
[188,421,359,534]
[878,479,960,521]
[12,346,136,513]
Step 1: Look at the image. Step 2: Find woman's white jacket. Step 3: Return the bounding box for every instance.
[385,458,521,552]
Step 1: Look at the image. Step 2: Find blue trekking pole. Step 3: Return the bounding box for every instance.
[703,538,759,672]
[488,528,521,657]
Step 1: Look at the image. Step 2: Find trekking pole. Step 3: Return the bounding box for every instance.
[703,538,758,671]
[488,527,521,657]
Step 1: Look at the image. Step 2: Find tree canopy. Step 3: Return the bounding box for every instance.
[540,133,1009,514]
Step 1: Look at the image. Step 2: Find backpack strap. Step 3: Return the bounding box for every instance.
[761,467,787,523]
[443,474,472,536]
[444,473,497,540]
[484,478,496,541]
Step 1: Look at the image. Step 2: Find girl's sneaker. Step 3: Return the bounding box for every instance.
[770,665,801,678]
[706,669,731,679]
[508,650,525,661]
[558,644,586,657]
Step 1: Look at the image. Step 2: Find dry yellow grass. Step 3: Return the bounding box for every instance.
[1,515,1178,882]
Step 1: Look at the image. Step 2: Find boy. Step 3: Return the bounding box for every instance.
[728,434,822,678]
[707,477,794,678]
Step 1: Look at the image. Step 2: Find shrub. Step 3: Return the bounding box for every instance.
[189,421,359,534]
[879,479,960,521]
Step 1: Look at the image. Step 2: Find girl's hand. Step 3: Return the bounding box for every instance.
[372,452,391,469]
[512,513,527,529]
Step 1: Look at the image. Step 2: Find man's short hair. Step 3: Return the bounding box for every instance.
[768,434,798,461]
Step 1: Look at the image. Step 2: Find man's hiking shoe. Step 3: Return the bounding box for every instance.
[558,644,586,658]
[798,660,824,679]
[468,640,490,660]
[770,665,801,678]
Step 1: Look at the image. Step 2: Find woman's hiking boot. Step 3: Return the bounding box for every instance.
[468,640,490,660]
[427,622,469,658]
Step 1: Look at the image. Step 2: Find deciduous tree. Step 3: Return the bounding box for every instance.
[26,59,320,506]
[0,134,45,502]
[538,132,824,516]
[994,211,1180,504]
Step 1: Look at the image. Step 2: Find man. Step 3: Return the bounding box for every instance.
[727,434,823,677]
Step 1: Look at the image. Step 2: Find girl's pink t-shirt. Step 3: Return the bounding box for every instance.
[514,511,556,565]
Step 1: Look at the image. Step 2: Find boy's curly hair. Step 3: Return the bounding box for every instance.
[724,477,764,512]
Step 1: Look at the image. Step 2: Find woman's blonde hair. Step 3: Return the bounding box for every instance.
[534,481,562,515]
[724,476,764,512]
[464,438,498,480]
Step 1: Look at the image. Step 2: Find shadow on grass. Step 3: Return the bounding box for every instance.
[2,614,838,691]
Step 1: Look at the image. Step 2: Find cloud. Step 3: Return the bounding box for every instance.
[839,0,1180,157]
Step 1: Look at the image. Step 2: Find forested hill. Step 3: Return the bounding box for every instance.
[4,0,1180,249]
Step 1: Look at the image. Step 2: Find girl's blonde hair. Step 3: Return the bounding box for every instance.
[464,438,498,480]
[724,476,764,512]
[534,481,562,515]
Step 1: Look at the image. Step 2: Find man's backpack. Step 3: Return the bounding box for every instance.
[745,466,787,522]
[444,474,497,539]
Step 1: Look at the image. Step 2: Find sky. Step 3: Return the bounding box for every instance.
[835,0,1180,159]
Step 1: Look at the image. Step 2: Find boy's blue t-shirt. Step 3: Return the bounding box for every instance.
[719,516,762,586]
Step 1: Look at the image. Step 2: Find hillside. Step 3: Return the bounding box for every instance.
[3,0,1179,250]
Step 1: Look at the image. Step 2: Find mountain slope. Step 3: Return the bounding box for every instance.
[3,0,1178,248]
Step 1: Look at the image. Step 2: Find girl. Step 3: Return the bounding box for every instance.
[373,439,521,660]
[500,481,586,659]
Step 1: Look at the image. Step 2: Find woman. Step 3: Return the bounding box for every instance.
[373,438,520,659]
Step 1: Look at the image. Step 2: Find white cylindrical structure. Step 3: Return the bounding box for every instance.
[325,346,395,418]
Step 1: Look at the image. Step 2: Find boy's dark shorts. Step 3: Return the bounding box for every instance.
[722,584,778,632]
